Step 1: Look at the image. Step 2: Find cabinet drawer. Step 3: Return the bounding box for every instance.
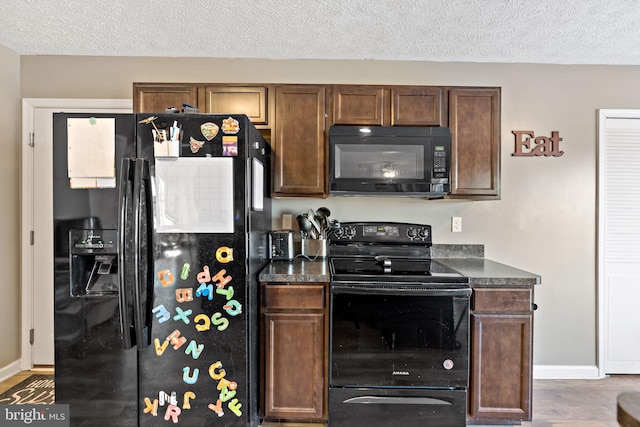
[473,288,532,313]
[264,284,325,310]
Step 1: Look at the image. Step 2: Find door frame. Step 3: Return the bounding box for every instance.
[597,108,640,377]
[20,98,132,370]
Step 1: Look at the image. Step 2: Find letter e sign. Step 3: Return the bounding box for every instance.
[512,130,564,157]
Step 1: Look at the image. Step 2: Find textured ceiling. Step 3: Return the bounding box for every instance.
[1,0,639,65]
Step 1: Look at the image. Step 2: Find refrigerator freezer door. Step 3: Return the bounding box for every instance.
[53,113,138,426]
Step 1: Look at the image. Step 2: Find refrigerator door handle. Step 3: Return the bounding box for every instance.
[133,158,154,349]
[118,158,136,349]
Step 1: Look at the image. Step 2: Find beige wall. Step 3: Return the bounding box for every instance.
[0,45,22,367]
[18,55,640,369]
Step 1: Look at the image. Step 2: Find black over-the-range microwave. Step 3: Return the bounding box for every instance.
[329,125,452,197]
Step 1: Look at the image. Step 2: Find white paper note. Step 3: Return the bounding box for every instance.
[67,117,116,178]
[154,157,234,233]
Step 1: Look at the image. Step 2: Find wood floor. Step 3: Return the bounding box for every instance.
[0,371,637,426]
[518,375,640,427]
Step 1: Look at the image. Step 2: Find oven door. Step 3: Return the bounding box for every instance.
[330,283,471,388]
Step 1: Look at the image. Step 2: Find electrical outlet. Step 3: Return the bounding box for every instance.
[282,213,293,230]
[451,217,462,233]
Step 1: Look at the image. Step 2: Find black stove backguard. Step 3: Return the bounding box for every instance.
[328,221,471,427]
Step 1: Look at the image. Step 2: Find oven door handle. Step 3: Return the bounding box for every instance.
[343,396,452,406]
[331,284,472,297]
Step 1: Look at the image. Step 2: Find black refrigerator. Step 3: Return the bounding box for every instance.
[52,113,271,426]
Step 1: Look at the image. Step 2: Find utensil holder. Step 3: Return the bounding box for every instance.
[301,238,327,258]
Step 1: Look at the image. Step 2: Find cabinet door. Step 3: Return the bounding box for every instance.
[264,312,325,420]
[391,87,444,126]
[203,85,268,125]
[448,88,501,199]
[133,83,199,113]
[469,313,532,422]
[273,85,326,197]
[331,86,385,126]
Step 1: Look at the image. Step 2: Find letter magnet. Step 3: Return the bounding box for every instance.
[158,269,175,287]
[216,247,234,263]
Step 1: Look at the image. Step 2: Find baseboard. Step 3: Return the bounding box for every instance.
[533,364,601,379]
[0,360,22,383]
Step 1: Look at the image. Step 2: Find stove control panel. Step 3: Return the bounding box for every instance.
[333,225,357,240]
[331,222,432,244]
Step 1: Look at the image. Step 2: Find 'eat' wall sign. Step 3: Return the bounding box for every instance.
[512,130,564,157]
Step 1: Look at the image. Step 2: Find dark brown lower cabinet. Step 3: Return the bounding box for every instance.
[261,283,328,422]
[468,287,534,424]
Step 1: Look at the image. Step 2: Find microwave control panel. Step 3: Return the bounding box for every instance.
[432,145,450,182]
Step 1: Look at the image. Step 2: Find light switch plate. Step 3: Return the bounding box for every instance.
[282,213,293,230]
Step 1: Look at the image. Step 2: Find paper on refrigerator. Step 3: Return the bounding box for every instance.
[154,157,234,233]
[67,117,116,188]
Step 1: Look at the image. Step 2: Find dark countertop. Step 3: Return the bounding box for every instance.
[434,257,541,287]
[258,258,330,283]
[258,244,540,287]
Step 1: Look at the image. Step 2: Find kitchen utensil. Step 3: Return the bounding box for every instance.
[297,214,313,238]
[316,207,331,237]
[317,207,331,220]
[307,214,323,239]
[314,213,325,237]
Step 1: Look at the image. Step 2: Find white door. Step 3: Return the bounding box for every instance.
[598,109,640,375]
[22,99,132,367]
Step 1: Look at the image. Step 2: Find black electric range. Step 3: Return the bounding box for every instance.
[328,222,471,427]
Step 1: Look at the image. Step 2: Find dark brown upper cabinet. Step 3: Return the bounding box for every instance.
[203,85,268,125]
[272,85,327,197]
[133,83,199,113]
[330,85,445,127]
[391,86,444,126]
[331,86,386,126]
[133,82,501,200]
[448,87,501,199]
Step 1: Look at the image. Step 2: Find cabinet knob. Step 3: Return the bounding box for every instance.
[532,303,538,311]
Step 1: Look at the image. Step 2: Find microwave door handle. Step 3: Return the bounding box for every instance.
[117,158,135,349]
